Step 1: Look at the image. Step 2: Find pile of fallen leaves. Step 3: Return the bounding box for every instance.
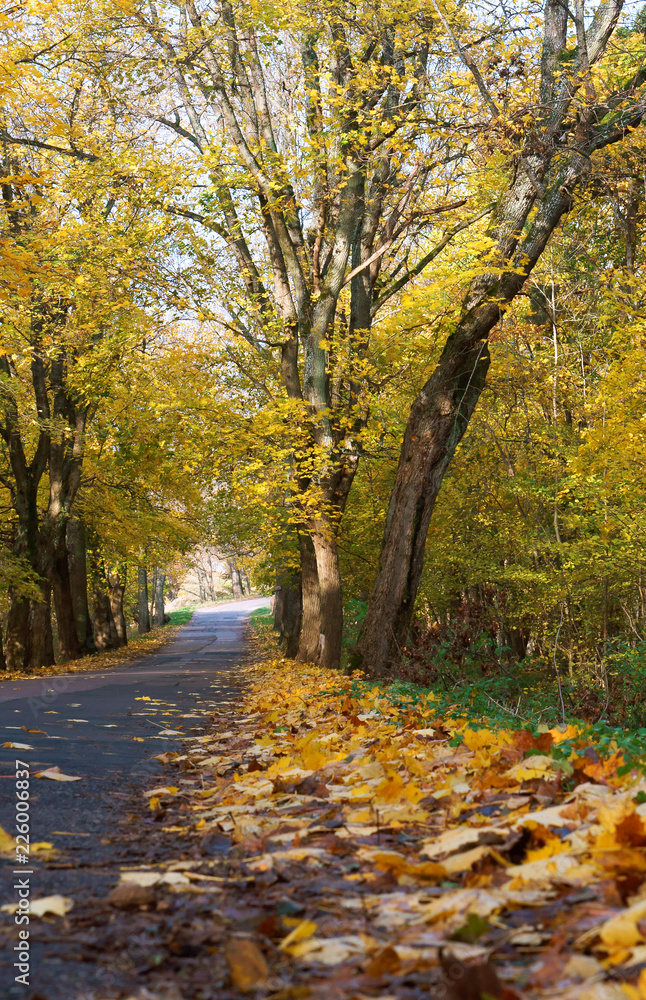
[128,641,646,1000]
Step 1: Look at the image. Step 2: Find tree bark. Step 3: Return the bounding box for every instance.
[356,0,632,675]
[108,573,128,647]
[282,572,302,659]
[310,521,344,670]
[0,627,6,671]
[138,566,150,633]
[66,518,95,652]
[4,591,30,671]
[228,559,243,598]
[91,584,114,650]
[272,579,285,632]
[52,539,82,661]
[296,532,321,663]
[27,584,55,670]
[153,569,165,627]
[273,563,302,658]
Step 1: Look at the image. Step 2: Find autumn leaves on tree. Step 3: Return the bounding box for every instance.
[2,0,646,699]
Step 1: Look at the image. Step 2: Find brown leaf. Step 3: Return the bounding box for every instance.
[107,882,156,910]
[364,944,401,977]
[294,775,330,798]
[225,937,270,993]
[439,948,505,1000]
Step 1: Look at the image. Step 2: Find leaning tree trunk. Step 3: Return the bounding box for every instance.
[357,314,492,674]
[358,153,613,673]
[67,518,95,653]
[296,532,321,663]
[153,569,165,627]
[138,566,150,634]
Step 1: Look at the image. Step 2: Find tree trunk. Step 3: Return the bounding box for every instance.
[92,584,114,650]
[283,572,302,659]
[27,584,55,670]
[153,569,165,627]
[0,627,6,671]
[66,518,95,652]
[4,591,30,671]
[273,563,302,658]
[138,566,150,633]
[310,522,343,670]
[358,160,605,674]
[228,559,243,598]
[108,577,127,647]
[296,532,321,663]
[272,577,285,632]
[52,539,82,662]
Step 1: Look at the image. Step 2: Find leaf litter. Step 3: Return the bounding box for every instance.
[99,642,646,1000]
[8,644,646,999]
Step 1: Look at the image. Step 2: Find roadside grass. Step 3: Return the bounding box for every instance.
[256,609,646,778]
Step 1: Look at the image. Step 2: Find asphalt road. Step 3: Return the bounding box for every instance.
[0,598,269,999]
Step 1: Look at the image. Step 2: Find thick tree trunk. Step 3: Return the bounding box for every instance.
[273,564,302,658]
[108,578,127,647]
[297,532,321,663]
[153,570,165,627]
[5,591,30,671]
[138,567,150,634]
[52,540,82,662]
[228,559,243,598]
[66,518,94,652]
[27,585,55,670]
[92,584,114,650]
[282,573,302,659]
[310,521,343,670]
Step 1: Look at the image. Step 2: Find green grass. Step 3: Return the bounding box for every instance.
[166,606,198,627]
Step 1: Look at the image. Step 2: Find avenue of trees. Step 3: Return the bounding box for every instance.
[2,0,646,716]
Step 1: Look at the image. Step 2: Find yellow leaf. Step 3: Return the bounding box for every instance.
[279,919,318,951]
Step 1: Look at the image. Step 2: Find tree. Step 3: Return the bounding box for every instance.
[96,0,493,668]
[358,0,646,674]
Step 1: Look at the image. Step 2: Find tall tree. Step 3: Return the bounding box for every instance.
[358,0,646,673]
[102,0,490,668]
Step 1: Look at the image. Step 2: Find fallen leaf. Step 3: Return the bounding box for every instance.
[108,882,156,909]
[34,766,82,781]
[439,948,505,1000]
[30,895,74,917]
[280,919,318,951]
[224,937,270,992]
